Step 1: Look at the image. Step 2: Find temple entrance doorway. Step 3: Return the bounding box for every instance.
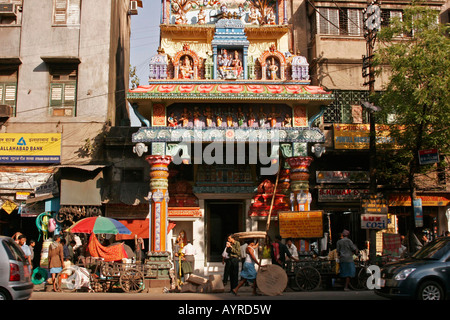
[206,200,244,262]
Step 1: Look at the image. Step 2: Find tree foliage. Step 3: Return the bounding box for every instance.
[374,3,450,189]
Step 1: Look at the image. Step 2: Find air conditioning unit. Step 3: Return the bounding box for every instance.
[0,3,16,17]
[129,1,138,15]
[0,105,13,117]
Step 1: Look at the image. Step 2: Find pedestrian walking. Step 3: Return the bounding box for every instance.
[231,240,260,296]
[226,234,240,291]
[222,243,231,286]
[239,240,248,284]
[336,229,358,291]
[48,235,64,292]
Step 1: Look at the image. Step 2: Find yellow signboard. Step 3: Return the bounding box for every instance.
[279,211,323,239]
[333,124,399,149]
[0,133,61,163]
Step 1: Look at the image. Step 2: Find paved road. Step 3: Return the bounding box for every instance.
[30,288,386,300]
[28,287,401,319]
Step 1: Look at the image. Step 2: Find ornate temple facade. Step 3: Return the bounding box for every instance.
[125,0,335,268]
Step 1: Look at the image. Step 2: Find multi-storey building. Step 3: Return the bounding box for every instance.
[290,0,449,248]
[111,0,337,273]
[115,0,449,274]
[0,0,136,249]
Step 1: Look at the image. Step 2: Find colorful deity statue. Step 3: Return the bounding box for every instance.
[203,106,213,127]
[179,56,194,79]
[231,50,243,78]
[283,113,292,127]
[226,107,234,127]
[193,106,201,127]
[168,112,178,127]
[180,107,191,127]
[268,57,279,80]
[237,107,245,127]
[268,106,280,127]
[266,8,276,25]
[247,107,256,127]
[197,7,206,24]
[258,106,266,127]
[216,108,223,127]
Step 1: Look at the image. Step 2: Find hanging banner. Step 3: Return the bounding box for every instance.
[279,211,323,238]
[413,198,423,228]
[0,133,61,163]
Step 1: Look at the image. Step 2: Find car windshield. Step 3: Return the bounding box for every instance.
[412,239,450,260]
[1,238,26,263]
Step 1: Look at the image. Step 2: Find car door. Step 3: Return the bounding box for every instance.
[444,254,450,297]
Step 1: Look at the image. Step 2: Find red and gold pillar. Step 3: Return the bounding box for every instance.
[146,155,172,252]
[286,156,313,212]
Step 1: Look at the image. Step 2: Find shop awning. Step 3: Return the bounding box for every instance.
[60,169,103,206]
[128,82,334,103]
[389,194,450,206]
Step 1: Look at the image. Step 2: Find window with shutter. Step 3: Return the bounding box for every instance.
[318,8,340,35]
[347,9,363,36]
[49,65,77,116]
[0,68,17,116]
[53,0,80,25]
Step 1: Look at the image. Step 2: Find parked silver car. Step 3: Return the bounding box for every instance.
[0,236,34,300]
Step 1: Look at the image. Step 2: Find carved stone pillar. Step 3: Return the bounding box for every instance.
[146,155,172,252]
[286,156,313,211]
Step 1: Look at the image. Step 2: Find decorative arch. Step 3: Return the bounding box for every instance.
[172,44,201,80]
[258,44,287,81]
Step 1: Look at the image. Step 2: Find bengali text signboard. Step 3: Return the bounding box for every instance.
[362,195,388,214]
[0,133,61,163]
[333,124,399,149]
[279,211,323,239]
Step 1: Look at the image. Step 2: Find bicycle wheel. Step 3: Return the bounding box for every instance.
[350,266,370,290]
[295,266,321,291]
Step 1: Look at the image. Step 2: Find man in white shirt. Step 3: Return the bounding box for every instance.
[286,238,299,272]
[182,240,196,274]
[286,238,299,259]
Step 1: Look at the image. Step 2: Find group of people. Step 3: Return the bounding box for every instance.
[12,231,92,292]
[221,234,299,296]
[12,232,35,271]
[220,231,363,295]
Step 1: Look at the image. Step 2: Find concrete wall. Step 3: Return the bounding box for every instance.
[0,0,132,164]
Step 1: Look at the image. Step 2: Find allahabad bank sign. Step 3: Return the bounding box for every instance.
[0,133,61,163]
[333,124,399,149]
